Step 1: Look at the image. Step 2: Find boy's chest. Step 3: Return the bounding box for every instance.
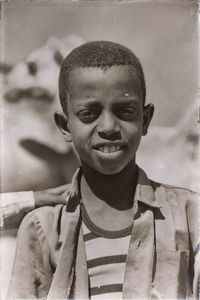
[50,202,191,299]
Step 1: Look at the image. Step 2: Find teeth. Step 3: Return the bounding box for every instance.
[104,147,110,153]
[98,145,121,153]
[111,146,120,152]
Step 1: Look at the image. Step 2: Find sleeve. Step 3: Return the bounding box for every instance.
[186,191,200,298]
[7,210,52,299]
[0,191,35,229]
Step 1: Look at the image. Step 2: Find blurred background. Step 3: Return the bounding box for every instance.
[0,1,199,298]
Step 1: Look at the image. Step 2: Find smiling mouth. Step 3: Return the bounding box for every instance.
[93,144,125,153]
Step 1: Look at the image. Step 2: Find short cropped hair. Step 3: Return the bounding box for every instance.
[59,41,146,113]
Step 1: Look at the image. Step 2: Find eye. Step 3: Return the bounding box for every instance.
[115,107,138,121]
[77,109,100,124]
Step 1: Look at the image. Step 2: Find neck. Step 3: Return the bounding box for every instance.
[81,161,137,211]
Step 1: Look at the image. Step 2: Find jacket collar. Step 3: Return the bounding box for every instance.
[65,166,161,213]
[135,167,161,209]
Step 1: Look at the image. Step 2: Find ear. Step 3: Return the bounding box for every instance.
[54,111,72,142]
[142,103,154,136]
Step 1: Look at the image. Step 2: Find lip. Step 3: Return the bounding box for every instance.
[92,142,127,154]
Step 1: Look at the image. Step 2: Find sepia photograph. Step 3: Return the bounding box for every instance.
[0,0,199,299]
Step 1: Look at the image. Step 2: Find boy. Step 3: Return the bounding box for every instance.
[8,41,200,299]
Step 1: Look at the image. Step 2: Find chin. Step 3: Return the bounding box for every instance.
[96,164,127,176]
[81,157,134,176]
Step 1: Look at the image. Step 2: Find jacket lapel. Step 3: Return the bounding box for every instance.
[122,209,155,299]
[47,168,89,299]
[74,226,89,299]
[47,204,81,299]
[122,167,159,299]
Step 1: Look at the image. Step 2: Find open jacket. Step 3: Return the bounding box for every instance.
[8,167,200,299]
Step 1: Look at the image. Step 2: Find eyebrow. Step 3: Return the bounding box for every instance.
[113,99,139,106]
[68,99,101,109]
[77,100,101,107]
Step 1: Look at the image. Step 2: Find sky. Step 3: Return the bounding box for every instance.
[1,0,199,127]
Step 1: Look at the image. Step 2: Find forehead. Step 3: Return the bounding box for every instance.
[68,65,142,98]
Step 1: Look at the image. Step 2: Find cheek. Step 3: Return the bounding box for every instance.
[69,123,90,150]
[123,120,143,139]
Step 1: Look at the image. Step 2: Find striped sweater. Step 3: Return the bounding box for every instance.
[81,202,133,299]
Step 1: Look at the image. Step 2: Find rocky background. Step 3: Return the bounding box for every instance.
[1,35,83,193]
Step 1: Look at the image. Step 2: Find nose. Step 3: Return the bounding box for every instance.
[97,111,121,140]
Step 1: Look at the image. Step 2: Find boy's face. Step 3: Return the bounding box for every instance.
[57,65,154,175]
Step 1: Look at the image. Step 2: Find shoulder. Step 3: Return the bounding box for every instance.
[151,180,200,249]
[22,204,65,224]
[18,205,65,245]
[151,179,200,207]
